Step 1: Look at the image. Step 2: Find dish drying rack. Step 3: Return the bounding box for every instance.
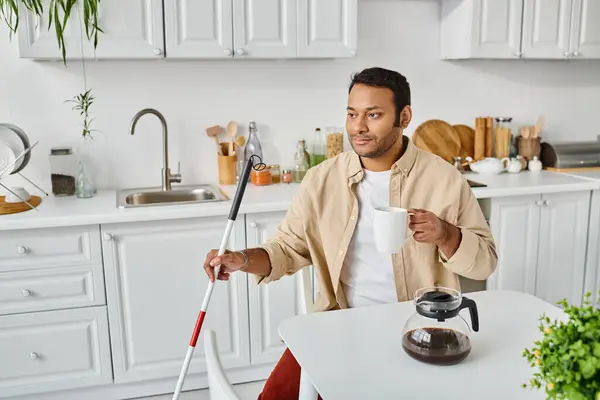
[0,141,48,211]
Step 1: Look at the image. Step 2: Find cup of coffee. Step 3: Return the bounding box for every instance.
[373,207,413,254]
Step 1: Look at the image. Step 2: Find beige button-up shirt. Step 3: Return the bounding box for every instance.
[256,137,498,312]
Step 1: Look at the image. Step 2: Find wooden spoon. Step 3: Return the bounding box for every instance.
[235,135,246,148]
[226,121,238,156]
[206,125,223,155]
[534,116,544,138]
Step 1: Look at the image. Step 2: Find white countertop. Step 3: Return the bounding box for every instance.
[0,183,301,231]
[1,171,598,231]
[464,170,599,198]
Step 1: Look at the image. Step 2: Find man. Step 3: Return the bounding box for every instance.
[204,67,497,399]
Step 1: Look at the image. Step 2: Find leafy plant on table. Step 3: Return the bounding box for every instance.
[0,0,102,63]
[522,291,600,400]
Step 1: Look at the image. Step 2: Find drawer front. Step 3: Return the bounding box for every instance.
[0,307,113,397]
[0,225,101,272]
[0,266,106,316]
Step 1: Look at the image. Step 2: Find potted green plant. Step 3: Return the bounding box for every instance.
[0,0,102,63]
[522,291,600,400]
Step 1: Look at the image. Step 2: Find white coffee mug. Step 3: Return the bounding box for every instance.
[373,206,414,254]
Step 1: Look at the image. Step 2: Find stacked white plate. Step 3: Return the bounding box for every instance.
[0,124,31,177]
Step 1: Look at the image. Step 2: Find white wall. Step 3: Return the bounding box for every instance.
[1,0,599,192]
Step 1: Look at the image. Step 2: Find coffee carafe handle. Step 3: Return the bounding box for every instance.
[459,297,479,332]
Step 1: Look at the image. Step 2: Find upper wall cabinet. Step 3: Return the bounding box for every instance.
[18,0,165,60]
[165,0,356,59]
[440,0,600,60]
[17,0,357,60]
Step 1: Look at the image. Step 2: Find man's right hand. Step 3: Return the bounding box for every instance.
[203,249,247,282]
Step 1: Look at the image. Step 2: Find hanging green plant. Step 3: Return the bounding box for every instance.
[65,88,97,139]
[0,0,102,63]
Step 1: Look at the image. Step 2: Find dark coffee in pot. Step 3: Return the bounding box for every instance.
[402,327,471,366]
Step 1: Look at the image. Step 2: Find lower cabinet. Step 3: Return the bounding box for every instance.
[0,306,113,398]
[245,212,312,365]
[100,216,250,384]
[487,191,591,306]
[584,189,600,306]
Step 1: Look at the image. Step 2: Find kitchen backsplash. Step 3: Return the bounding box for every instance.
[1,0,599,192]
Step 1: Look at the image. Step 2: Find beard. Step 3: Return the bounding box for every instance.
[350,132,400,158]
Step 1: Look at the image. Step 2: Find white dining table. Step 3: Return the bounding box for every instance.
[278,290,566,400]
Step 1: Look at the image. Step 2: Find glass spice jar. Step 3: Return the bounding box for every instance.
[269,164,281,183]
[49,147,78,196]
[282,169,292,184]
[252,168,272,186]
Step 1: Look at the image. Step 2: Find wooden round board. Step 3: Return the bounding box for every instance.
[412,119,460,162]
[453,124,475,159]
[0,195,42,215]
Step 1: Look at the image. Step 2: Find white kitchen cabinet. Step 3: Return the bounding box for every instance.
[18,0,164,60]
[569,0,600,59]
[487,195,540,294]
[521,0,572,59]
[441,0,524,59]
[584,189,600,306]
[245,212,313,365]
[164,0,234,59]
[18,0,356,60]
[0,306,112,398]
[487,191,590,306]
[535,191,590,306]
[101,217,250,384]
[233,0,298,59]
[441,0,600,59]
[297,0,358,58]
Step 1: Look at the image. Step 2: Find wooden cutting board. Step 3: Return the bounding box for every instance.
[453,124,475,159]
[0,196,41,215]
[412,119,460,162]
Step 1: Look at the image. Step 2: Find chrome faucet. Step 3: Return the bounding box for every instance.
[129,108,181,191]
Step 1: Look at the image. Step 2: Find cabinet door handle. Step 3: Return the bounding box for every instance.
[103,233,113,241]
[544,200,550,206]
[29,352,39,360]
[153,48,163,56]
[236,48,246,56]
[572,51,580,57]
[17,246,28,254]
[223,48,233,56]
[535,200,543,206]
[249,221,257,228]
[22,289,32,297]
[563,51,570,58]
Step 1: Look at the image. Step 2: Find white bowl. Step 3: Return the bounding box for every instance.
[5,187,30,203]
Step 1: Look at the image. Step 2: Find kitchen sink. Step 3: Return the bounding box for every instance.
[117,184,229,208]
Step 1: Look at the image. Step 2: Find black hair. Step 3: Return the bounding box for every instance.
[348,67,411,127]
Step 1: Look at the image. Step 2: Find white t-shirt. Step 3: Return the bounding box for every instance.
[340,169,398,308]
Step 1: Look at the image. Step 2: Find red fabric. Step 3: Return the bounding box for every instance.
[257,348,323,400]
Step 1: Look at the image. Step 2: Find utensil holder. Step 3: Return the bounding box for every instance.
[518,137,541,165]
[218,143,237,185]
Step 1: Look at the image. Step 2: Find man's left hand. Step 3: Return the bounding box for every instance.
[408,209,462,258]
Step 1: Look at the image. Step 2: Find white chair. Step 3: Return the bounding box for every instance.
[204,329,241,400]
[298,267,318,400]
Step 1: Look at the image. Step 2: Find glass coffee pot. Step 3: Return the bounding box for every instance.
[402,287,479,366]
